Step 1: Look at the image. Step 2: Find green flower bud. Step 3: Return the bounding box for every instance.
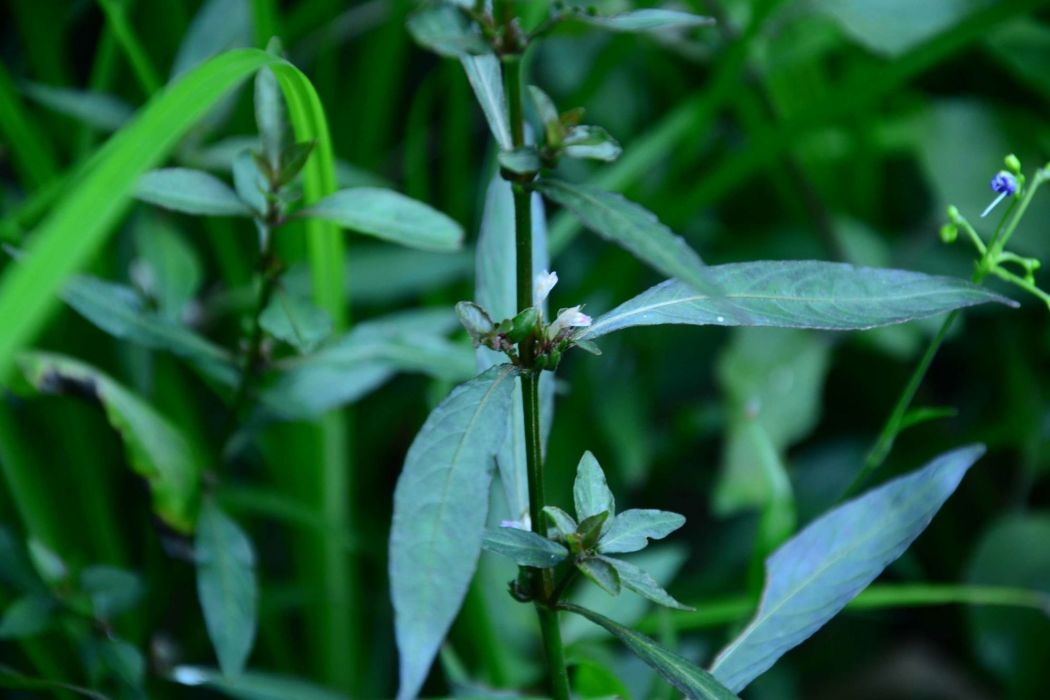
[946,205,961,223]
[505,307,540,344]
[1005,153,1022,175]
[939,223,958,244]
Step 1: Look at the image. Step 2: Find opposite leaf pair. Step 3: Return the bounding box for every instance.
[482,451,689,610]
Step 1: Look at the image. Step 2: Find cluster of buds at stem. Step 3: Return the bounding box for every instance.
[455,270,596,371]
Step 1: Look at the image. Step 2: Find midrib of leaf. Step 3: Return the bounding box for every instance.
[588,284,994,336]
[711,470,958,674]
[417,366,517,608]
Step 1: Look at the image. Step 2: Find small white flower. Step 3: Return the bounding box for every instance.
[548,305,592,337]
[533,270,558,306]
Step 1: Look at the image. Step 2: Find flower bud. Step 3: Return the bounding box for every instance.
[505,307,540,343]
[1005,153,1022,175]
[939,223,958,244]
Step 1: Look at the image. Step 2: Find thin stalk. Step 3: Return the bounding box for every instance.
[96,0,162,96]
[502,31,572,699]
[228,230,280,419]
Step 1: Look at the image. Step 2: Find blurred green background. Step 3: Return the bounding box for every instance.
[2,0,1050,698]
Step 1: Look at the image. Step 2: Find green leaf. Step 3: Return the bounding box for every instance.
[26,540,67,585]
[581,261,1015,340]
[535,179,720,297]
[407,4,490,58]
[600,556,691,610]
[254,62,285,170]
[0,664,109,699]
[232,148,269,216]
[262,309,474,418]
[528,85,563,145]
[577,558,621,595]
[543,506,578,540]
[574,451,615,524]
[482,527,568,568]
[455,301,495,343]
[0,529,41,592]
[498,147,541,175]
[461,54,512,150]
[389,364,520,700]
[710,445,985,692]
[0,48,339,381]
[196,499,258,678]
[23,83,132,131]
[277,140,316,186]
[474,174,552,526]
[171,665,346,700]
[577,511,611,551]
[170,0,252,79]
[563,125,622,162]
[0,595,54,639]
[300,187,464,252]
[346,247,472,305]
[80,566,144,620]
[813,0,991,57]
[19,352,202,532]
[133,213,203,320]
[598,509,686,554]
[259,289,333,354]
[62,275,238,386]
[577,9,715,34]
[560,603,741,700]
[136,168,253,217]
[98,638,145,690]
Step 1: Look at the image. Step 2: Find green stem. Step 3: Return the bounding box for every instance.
[500,27,571,699]
[96,0,162,96]
[229,233,280,419]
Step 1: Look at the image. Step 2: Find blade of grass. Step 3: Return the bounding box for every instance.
[96,0,162,95]
[0,62,60,189]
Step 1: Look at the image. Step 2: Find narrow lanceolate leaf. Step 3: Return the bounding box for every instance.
[0,595,54,639]
[135,168,253,217]
[389,364,519,700]
[535,179,720,297]
[561,603,741,700]
[171,665,346,700]
[599,509,686,554]
[582,261,1016,340]
[62,275,238,387]
[460,54,512,150]
[19,352,201,533]
[710,445,985,693]
[23,83,133,132]
[600,556,691,610]
[196,500,257,679]
[300,188,463,252]
[259,290,333,354]
[574,451,616,523]
[482,527,568,568]
[407,4,490,58]
[578,9,715,33]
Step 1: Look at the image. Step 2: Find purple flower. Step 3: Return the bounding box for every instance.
[991,171,1018,196]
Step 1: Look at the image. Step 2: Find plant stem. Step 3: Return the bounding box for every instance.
[229,231,280,419]
[501,28,572,699]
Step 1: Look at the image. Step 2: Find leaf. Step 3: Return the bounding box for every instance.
[498,147,541,175]
[535,179,720,297]
[577,9,716,34]
[259,290,333,354]
[560,603,741,700]
[136,168,253,217]
[461,54,513,151]
[133,213,203,320]
[600,556,691,610]
[563,125,622,162]
[232,148,269,216]
[543,506,578,539]
[23,83,132,131]
[577,558,621,595]
[196,499,258,678]
[710,445,985,692]
[407,4,490,58]
[0,48,339,381]
[262,309,474,418]
[170,665,346,700]
[455,301,495,343]
[0,529,41,592]
[389,364,520,700]
[98,638,145,690]
[813,0,992,57]
[277,141,315,186]
[19,352,202,532]
[80,566,144,620]
[474,174,551,526]
[300,187,464,252]
[574,451,615,524]
[62,275,239,386]
[0,665,109,699]
[482,527,568,568]
[581,261,1015,340]
[0,595,54,639]
[254,63,285,170]
[171,0,252,79]
[598,509,686,554]
[528,85,563,144]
